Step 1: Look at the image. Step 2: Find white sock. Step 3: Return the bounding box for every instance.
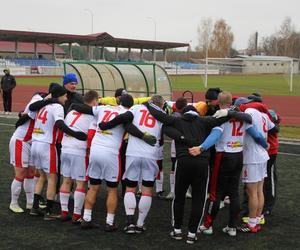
[124,192,136,215]
[170,173,175,193]
[83,209,92,222]
[188,232,196,237]
[106,213,115,225]
[59,191,70,213]
[23,177,35,205]
[156,171,164,193]
[137,195,152,226]
[174,228,182,233]
[73,189,85,216]
[249,217,257,227]
[11,178,23,205]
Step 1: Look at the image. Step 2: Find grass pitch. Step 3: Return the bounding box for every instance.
[0,117,299,250]
[15,74,300,96]
[170,74,300,96]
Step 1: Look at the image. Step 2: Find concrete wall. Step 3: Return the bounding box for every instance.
[243,60,299,74]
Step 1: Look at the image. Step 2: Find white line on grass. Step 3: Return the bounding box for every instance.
[278,152,300,157]
[0,123,14,127]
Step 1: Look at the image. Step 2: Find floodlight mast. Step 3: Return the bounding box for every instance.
[147,17,157,61]
[84,9,94,34]
[290,59,294,93]
[205,46,208,88]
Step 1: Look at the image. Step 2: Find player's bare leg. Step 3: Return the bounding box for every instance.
[9,167,27,213]
[105,186,118,231]
[136,185,153,233]
[59,177,72,221]
[256,180,265,230]
[241,183,259,232]
[30,170,47,216]
[81,183,100,229]
[72,180,86,223]
[23,166,35,209]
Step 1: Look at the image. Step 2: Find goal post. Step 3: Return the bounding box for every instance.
[192,57,298,94]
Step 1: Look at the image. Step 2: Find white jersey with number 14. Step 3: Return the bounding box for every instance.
[32,103,65,145]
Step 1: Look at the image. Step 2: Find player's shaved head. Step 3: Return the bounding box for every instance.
[151,95,164,109]
[218,91,232,107]
[84,90,99,104]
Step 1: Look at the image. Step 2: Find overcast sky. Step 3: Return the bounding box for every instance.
[1,0,299,50]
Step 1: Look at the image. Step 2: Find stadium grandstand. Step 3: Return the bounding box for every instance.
[0,30,188,60]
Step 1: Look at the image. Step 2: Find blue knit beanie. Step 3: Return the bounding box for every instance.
[63,73,78,85]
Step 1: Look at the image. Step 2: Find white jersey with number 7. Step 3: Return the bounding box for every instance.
[61,110,94,156]
[126,104,162,160]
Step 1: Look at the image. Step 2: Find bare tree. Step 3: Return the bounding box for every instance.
[209,19,234,58]
[196,17,213,58]
[261,17,300,58]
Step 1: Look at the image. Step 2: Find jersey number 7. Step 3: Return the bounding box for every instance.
[70,111,82,127]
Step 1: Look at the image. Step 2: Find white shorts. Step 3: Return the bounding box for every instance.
[242,162,267,183]
[61,152,88,181]
[31,141,57,174]
[9,136,32,168]
[87,147,121,183]
[123,156,159,182]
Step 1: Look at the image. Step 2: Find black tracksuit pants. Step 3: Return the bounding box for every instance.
[205,152,243,228]
[172,156,209,233]
[263,154,278,213]
[2,90,12,112]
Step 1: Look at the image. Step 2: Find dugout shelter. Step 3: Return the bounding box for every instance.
[64,61,172,100]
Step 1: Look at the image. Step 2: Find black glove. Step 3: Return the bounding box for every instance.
[73,131,87,141]
[99,122,109,130]
[142,132,157,146]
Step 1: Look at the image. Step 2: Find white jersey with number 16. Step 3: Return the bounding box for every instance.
[126,105,162,160]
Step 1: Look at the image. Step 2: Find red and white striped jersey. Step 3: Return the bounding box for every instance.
[12,94,43,142]
[126,105,162,160]
[213,119,252,153]
[61,110,94,156]
[32,103,64,144]
[91,105,127,154]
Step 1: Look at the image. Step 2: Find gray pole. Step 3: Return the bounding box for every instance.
[84,9,94,33]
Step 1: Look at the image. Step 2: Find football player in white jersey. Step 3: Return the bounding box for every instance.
[234,97,275,233]
[29,85,87,220]
[58,90,99,223]
[98,95,164,234]
[71,94,134,230]
[8,93,44,213]
[190,92,267,236]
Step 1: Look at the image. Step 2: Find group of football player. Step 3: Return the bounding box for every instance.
[8,73,280,244]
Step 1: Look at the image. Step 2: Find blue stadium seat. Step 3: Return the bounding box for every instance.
[8,58,61,67]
